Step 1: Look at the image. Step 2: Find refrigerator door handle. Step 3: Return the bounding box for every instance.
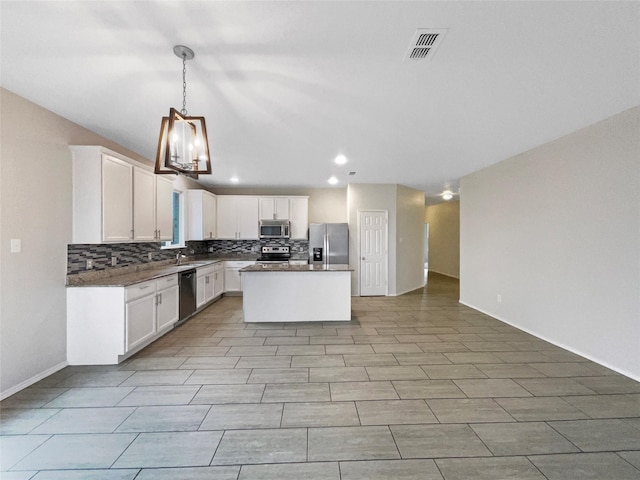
[326,234,330,265]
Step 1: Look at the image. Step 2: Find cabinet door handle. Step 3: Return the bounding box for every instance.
[130,229,134,240]
[158,293,162,305]
[139,285,151,290]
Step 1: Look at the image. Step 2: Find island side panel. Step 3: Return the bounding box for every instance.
[242,271,351,322]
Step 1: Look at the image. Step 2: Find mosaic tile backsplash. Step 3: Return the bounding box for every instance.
[67,239,309,275]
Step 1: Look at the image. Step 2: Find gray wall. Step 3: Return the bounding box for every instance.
[0,88,183,398]
[396,185,427,294]
[424,201,460,278]
[347,183,425,296]
[460,106,640,380]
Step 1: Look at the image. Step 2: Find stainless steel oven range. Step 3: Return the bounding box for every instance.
[256,246,291,265]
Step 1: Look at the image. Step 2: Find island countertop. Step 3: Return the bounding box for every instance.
[240,264,353,273]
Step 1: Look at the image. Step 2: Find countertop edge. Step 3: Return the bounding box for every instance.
[241,264,353,273]
[67,257,259,288]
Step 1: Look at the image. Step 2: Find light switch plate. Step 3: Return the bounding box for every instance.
[10,239,21,253]
[86,259,93,269]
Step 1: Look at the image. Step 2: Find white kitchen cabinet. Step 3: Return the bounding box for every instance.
[187,190,217,240]
[125,286,157,352]
[155,176,174,242]
[196,264,216,308]
[70,145,174,244]
[134,170,174,242]
[224,261,254,293]
[133,168,156,241]
[213,262,225,298]
[67,273,180,365]
[290,196,309,239]
[217,196,259,239]
[102,155,134,242]
[259,197,290,220]
[156,274,179,331]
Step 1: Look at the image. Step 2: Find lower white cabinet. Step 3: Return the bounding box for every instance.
[125,280,157,352]
[67,274,179,365]
[213,264,225,298]
[224,261,254,293]
[156,275,179,331]
[196,262,224,309]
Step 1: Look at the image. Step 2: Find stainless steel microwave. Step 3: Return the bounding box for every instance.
[259,219,290,239]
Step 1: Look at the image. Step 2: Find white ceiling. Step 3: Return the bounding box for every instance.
[1,1,638,202]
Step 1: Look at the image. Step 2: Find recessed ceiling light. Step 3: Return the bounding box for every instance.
[442,190,453,200]
[334,154,347,165]
[328,176,338,185]
[230,176,239,183]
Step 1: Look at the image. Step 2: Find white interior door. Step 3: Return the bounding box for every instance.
[360,210,388,296]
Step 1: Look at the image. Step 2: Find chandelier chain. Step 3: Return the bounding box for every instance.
[181,54,188,116]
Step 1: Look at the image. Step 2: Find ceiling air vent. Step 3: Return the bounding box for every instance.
[404,28,447,63]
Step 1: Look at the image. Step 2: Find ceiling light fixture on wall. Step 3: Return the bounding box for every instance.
[155,45,211,177]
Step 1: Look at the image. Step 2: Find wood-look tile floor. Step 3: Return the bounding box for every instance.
[2,273,640,479]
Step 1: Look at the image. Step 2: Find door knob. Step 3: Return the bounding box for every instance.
[361,257,366,260]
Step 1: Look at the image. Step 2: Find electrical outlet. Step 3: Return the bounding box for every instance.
[111,256,117,266]
[148,252,153,260]
[497,294,502,303]
[86,259,93,269]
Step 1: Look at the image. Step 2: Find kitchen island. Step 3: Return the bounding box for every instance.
[240,263,353,322]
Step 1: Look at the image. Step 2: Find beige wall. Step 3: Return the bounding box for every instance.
[0,88,174,397]
[347,183,425,296]
[424,201,460,278]
[460,106,640,380]
[212,187,347,224]
[396,185,427,294]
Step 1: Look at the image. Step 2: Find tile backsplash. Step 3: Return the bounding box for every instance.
[67,239,308,275]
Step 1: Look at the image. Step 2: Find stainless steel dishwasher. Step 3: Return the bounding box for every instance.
[178,268,197,324]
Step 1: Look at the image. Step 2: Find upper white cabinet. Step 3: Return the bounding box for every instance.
[133,169,174,242]
[258,195,309,239]
[217,196,259,239]
[133,168,156,242]
[70,146,174,243]
[289,197,309,239]
[187,190,217,240]
[102,155,134,242]
[259,197,290,220]
[155,176,174,242]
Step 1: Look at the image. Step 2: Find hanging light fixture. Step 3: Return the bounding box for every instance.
[155,45,211,177]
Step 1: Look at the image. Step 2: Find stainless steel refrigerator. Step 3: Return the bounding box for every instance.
[308,223,349,265]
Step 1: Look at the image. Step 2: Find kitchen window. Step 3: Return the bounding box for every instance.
[162,190,185,249]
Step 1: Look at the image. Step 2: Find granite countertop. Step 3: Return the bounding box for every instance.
[240,264,353,273]
[67,255,259,287]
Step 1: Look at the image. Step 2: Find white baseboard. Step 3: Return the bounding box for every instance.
[427,269,459,279]
[459,299,640,383]
[393,281,427,296]
[1,361,68,400]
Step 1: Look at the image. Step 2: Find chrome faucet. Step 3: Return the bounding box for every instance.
[176,250,186,265]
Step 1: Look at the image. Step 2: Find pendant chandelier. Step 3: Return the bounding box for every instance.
[155,45,211,177]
